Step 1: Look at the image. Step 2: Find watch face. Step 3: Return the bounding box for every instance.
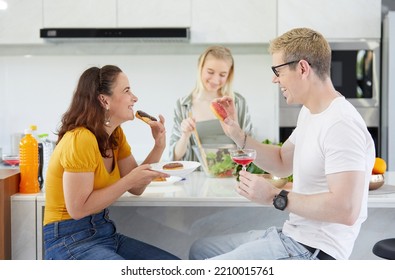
[274,197,287,210]
[274,190,288,210]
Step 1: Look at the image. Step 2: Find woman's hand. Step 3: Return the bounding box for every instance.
[172,116,196,161]
[126,164,170,195]
[180,116,196,137]
[149,114,166,149]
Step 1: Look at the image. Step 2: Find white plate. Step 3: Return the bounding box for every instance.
[150,161,201,177]
[149,176,183,186]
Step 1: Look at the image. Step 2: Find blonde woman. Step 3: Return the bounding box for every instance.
[169,45,253,161]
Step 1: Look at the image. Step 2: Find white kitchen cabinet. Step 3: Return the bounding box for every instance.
[0,0,43,44]
[117,0,191,27]
[190,0,277,44]
[43,0,117,28]
[11,194,38,260]
[43,0,190,29]
[278,0,381,40]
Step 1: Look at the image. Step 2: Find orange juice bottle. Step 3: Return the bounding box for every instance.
[19,128,40,193]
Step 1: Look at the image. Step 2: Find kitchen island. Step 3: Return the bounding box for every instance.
[11,171,395,260]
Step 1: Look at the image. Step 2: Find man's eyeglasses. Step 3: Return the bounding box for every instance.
[271,60,299,77]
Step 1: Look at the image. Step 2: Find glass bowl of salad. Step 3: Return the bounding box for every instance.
[192,144,237,178]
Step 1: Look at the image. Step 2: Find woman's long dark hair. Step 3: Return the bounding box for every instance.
[57,65,122,157]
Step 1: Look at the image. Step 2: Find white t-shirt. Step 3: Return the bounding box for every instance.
[283,96,375,260]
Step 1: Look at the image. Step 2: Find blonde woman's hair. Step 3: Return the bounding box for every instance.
[269,27,332,81]
[193,45,235,98]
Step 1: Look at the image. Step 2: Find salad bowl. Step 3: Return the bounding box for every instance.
[192,144,236,178]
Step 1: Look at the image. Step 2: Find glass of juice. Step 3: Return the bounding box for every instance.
[230,149,256,171]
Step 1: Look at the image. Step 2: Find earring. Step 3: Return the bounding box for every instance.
[105,106,111,127]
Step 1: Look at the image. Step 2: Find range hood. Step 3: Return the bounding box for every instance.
[40,28,190,42]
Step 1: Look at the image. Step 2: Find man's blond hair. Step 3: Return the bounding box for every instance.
[269,28,331,81]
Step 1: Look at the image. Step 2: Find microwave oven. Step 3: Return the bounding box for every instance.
[279,40,380,109]
[329,41,380,108]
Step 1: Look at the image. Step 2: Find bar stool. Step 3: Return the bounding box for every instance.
[372,238,395,259]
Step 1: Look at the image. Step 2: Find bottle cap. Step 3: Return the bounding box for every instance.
[38,133,49,138]
[29,125,37,131]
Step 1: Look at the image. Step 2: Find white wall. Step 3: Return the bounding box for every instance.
[0,46,278,161]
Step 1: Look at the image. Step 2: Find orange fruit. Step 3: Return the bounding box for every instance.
[372,157,387,174]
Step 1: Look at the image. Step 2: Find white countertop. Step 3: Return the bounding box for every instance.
[16,171,394,208]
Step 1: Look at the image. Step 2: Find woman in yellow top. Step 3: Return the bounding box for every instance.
[43,65,179,260]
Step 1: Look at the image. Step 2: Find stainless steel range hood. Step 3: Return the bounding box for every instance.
[40,28,190,42]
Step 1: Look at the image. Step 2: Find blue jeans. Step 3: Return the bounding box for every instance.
[43,209,180,260]
[189,226,318,260]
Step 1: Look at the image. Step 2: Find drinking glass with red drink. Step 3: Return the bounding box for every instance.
[230,149,256,171]
[2,155,20,167]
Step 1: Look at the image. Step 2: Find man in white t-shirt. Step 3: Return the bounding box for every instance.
[189,27,375,260]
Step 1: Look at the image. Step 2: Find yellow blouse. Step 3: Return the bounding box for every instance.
[43,127,131,225]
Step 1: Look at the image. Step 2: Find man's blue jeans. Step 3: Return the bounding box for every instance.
[43,208,179,260]
[189,226,318,260]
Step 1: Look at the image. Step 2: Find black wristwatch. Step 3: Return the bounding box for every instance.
[273,190,289,211]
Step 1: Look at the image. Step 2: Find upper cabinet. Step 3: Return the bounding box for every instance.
[117,0,191,28]
[278,0,382,40]
[43,0,190,28]
[43,0,117,28]
[191,0,277,44]
[0,0,43,44]
[0,0,384,45]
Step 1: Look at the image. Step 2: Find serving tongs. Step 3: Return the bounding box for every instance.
[189,112,209,172]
